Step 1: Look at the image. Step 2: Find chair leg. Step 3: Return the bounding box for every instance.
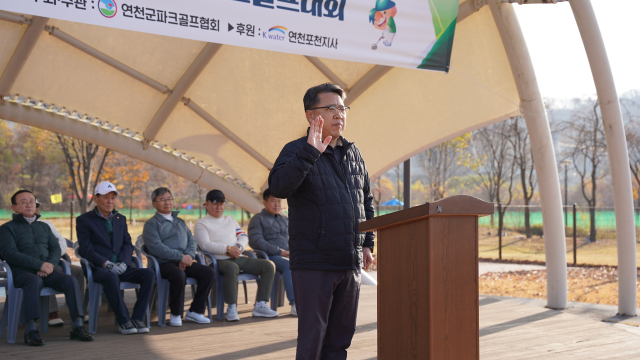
[6,289,23,344]
[0,295,7,338]
[278,277,285,307]
[150,284,158,313]
[243,281,248,304]
[216,276,225,321]
[157,280,170,327]
[270,273,282,311]
[88,283,102,334]
[39,296,50,333]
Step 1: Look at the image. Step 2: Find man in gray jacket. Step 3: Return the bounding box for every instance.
[248,188,295,315]
[142,187,215,327]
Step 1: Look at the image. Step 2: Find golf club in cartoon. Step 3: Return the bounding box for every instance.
[369,0,397,50]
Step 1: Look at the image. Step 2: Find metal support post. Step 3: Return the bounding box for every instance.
[570,0,637,315]
[498,202,503,260]
[403,159,411,209]
[573,204,577,265]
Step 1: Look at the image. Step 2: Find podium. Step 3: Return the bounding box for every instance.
[359,195,494,359]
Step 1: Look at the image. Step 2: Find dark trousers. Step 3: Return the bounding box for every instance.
[92,265,155,325]
[14,269,84,323]
[159,262,215,316]
[293,269,361,360]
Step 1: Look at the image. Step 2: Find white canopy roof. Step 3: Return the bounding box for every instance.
[0,1,519,213]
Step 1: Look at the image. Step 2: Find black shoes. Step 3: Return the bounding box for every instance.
[118,321,138,335]
[132,319,149,334]
[70,326,94,342]
[24,330,44,346]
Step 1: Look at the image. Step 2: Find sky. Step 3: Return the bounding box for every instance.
[513,0,639,100]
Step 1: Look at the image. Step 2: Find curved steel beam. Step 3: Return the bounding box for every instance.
[0,100,262,213]
[182,98,273,170]
[44,26,171,94]
[142,43,222,146]
[0,16,48,97]
[489,0,567,309]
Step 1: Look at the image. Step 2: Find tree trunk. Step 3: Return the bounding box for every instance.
[589,207,596,242]
[524,206,532,238]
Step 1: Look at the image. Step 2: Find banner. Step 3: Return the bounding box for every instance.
[0,0,459,72]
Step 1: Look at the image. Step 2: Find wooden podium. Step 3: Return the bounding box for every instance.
[359,195,494,360]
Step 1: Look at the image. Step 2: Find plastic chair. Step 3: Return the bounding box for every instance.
[139,243,212,326]
[74,243,150,334]
[200,249,268,321]
[0,259,72,343]
[253,250,286,311]
[62,238,74,263]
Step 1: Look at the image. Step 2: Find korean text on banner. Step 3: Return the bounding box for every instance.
[0,0,459,72]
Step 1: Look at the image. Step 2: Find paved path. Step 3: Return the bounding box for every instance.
[479,262,546,275]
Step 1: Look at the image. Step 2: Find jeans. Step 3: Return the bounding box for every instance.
[269,255,294,305]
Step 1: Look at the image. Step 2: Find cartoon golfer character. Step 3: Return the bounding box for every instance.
[369,0,397,50]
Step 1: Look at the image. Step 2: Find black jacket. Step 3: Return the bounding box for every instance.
[268,131,375,271]
[0,213,61,278]
[76,209,134,268]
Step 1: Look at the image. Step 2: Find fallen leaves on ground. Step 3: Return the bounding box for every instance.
[479,267,640,307]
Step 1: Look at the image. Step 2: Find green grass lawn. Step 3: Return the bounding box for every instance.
[478,227,640,266]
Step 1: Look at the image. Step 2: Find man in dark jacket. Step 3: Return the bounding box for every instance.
[76,181,155,335]
[269,83,375,360]
[0,190,93,346]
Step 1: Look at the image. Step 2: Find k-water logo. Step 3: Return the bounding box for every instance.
[99,0,117,18]
[263,26,287,41]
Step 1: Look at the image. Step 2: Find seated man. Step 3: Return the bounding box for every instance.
[194,189,278,322]
[142,187,214,327]
[35,201,87,327]
[248,188,296,316]
[76,181,154,335]
[0,190,93,346]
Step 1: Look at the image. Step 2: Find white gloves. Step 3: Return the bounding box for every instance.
[115,262,128,275]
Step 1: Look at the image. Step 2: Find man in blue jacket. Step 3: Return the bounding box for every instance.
[76,181,155,335]
[0,190,93,345]
[269,83,375,360]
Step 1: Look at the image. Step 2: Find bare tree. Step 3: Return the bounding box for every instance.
[56,135,110,212]
[564,99,608,242]
[507,117,537,238]
[416,134,475,202]
[473,122,516,229]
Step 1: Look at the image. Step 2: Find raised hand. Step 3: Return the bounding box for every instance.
[307,115,332,153]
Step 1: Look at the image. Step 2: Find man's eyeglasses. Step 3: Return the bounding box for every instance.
[17,200,36,206]
[308,105,350,115]
[156,197,174,203]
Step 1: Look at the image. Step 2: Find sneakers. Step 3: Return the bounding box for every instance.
[118,321,137,335]
[24,330,44,346]
[291,303,297,317]
[70,326,94,341]
[48,312,64,327]
[169,314,182,327]
[185,311,211,324]
[132,319,149,333]
[252,301,279,318]
[226,304,240,322]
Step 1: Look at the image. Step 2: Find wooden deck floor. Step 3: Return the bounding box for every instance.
[1,276,640,359]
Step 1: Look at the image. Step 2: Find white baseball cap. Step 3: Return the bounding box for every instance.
[94,181,120,196]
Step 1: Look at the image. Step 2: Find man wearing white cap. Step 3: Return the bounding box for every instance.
[76,181,155,335]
